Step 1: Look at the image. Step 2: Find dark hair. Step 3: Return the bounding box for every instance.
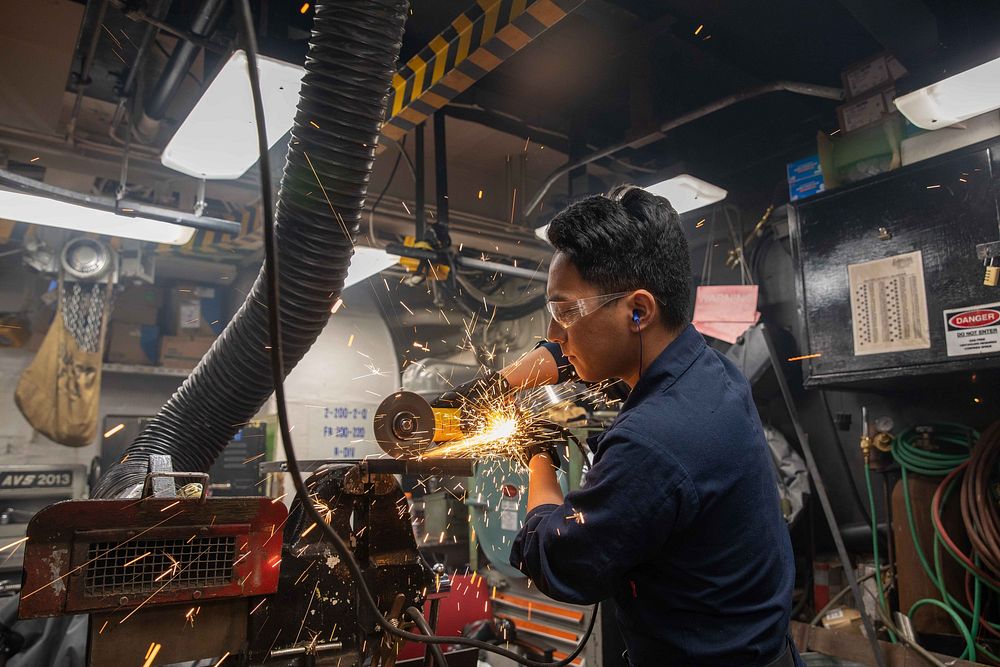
[547,184,691,328]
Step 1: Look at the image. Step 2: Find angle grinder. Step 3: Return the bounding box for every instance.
[373,391,465,459]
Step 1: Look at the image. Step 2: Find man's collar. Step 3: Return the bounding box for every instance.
[620,323,706,412]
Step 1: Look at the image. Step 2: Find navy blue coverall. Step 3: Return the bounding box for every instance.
[510,325,803,666]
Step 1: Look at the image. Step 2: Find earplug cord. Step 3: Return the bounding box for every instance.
[634,310,643,382]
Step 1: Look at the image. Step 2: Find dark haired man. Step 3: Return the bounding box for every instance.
[438,186,801,666]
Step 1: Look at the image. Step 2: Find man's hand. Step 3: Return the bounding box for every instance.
[519,419,565,466]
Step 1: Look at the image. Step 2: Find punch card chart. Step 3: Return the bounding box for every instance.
[848,250,931,356]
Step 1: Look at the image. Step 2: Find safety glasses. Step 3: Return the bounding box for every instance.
[546,291,631,328]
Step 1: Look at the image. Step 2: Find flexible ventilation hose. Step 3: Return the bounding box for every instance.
[94,0,409,497]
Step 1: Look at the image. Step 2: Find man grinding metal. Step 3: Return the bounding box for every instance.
[434,185,801,667]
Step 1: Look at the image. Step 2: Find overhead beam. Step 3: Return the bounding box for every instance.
[382,0,584,143]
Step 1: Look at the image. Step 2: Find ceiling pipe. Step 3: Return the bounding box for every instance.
[142,0,227,125]
[522,80,845,217]
[117,0,175,99]
[0,167,241,235]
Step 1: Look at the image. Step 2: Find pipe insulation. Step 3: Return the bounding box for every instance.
[94,0,409,498]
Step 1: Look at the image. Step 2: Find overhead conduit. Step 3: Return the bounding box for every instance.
[94,0,410,498]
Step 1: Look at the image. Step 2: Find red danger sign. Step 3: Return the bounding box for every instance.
[943,302,1000,357]
[948,309,1000,329]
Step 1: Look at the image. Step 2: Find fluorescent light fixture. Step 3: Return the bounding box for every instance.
[343,246,398,289]
[0,189,195,245]
[534,175,726,244]
[894,56,1000,130]
[644,174,727,213]
[162,50,304,179]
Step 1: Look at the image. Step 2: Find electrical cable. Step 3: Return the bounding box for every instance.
[384,136,417,180]
[405,607,449,667]
[368,135,406,247]
[237,2,597,664]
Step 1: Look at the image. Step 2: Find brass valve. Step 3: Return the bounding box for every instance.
[872,432,893,453]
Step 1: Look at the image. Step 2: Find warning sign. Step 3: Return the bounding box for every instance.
[943,302,1000,357]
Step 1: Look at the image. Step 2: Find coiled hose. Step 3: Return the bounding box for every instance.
[888,423,1000,663]
[93,0,409,498]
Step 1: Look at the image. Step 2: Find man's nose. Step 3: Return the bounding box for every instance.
[547,318,566,344]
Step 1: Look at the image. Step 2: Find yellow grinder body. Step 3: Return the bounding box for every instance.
[373,391,465,459]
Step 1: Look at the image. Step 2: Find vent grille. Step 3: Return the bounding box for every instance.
[84,536,236,596]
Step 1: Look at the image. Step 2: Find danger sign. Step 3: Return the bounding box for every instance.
[943,302,1000,357]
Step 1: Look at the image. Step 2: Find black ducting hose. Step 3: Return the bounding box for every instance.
[94,0,409,498]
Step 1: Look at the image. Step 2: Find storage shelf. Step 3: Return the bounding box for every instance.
[103,363,192,377]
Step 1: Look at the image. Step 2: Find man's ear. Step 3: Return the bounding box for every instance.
[628,290,657,329]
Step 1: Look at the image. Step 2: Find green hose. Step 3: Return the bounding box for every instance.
[864,462,897,642]
[892,424,1000,664]
[908,598,976,662]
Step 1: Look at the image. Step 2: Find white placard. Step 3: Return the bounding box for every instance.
[500,498,519,531]
[848,251,931,356]
[943,302,1000,357]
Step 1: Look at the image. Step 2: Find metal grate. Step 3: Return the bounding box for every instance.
[84,536,236,596]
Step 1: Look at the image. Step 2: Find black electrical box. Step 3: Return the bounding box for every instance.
[790,140,1000,388]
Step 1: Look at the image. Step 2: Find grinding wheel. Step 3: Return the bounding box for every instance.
[373,391,436,459]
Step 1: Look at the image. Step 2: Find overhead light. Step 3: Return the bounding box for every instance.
[533,175,726,244]
[894,56,1000,130]
[343,246,398,289]
[0,189,195,245]
[643,174,727,213]
[162,50,304,179]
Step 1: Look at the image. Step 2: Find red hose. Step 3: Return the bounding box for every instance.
[931,464,1000,588]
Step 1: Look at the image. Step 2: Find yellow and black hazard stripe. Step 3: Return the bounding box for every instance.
[1,1,580,256]
[382,0,583,142]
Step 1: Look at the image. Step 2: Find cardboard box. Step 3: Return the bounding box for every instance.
[836,86,896,135]
[789,176,825,201]
[159,334,215,369]
[111,285,162,326]
[786,155,822,183]
[166,285,222,336]
[841,53,906,99]
[106,322,160,365]
[820,607,862,633]
[787,155,825,201]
